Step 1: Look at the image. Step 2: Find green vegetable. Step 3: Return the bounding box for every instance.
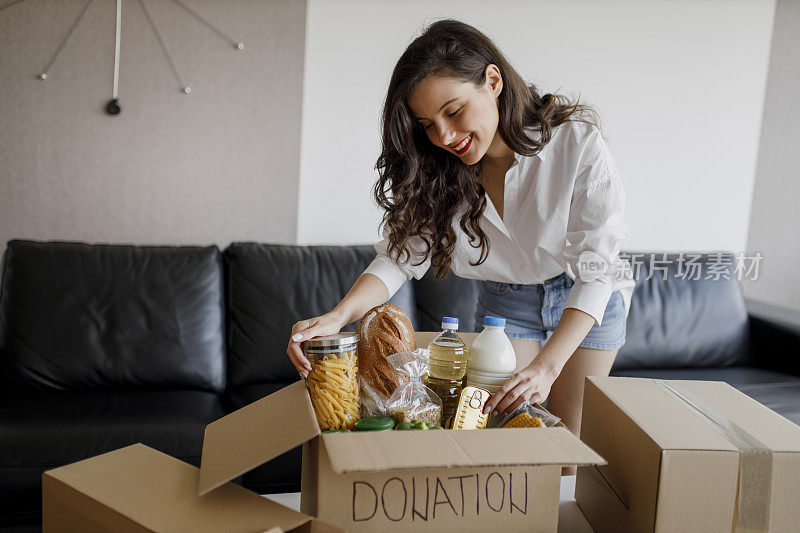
[432,425,444,430]
[396,422,412,430]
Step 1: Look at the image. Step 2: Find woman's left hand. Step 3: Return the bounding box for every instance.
[482,361,560,416]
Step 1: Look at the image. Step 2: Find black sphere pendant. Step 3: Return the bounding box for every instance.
[106,98,120,115]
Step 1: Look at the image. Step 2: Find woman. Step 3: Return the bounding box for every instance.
[286,19,634,454]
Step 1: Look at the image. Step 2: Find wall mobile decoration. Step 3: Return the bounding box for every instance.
[0,0,245,115]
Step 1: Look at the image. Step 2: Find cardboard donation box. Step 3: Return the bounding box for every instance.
[199,381,602,532]
[42,443,343,532]
[198,331,605,533]
[575,376,800,533]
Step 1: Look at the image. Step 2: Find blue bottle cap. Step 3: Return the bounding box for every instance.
[483,316,506,327]
[442,317,459,325]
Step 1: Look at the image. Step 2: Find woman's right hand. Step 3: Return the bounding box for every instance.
[286,311,346,378]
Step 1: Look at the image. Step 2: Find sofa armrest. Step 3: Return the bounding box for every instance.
[746,298,800,376]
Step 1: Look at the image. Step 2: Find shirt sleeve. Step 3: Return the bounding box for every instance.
[362,224,433,299]
[562,125,629,327]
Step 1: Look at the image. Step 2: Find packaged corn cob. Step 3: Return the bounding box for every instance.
[498,401,561,429]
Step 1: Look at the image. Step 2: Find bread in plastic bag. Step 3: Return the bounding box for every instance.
[498,401,561,428]
[385,349,442,425]
[355,304,415,417]
[358,349,417,418]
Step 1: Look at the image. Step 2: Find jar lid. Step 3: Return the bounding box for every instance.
[305,332,359,348]
[354,416,396,431]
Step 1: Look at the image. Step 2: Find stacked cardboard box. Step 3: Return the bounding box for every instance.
[575,376,800,532]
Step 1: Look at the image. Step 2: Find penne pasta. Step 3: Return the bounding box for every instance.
[305,343,359,430]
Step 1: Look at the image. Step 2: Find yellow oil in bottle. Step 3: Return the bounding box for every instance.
[425,317,469,428]
[428,339,469,381]
[424,376,462,429]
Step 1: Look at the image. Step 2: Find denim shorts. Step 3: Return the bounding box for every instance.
[474,271,627,350]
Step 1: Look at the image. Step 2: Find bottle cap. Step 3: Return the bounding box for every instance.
[441,316,459,329]
[483,316,506,327]
[354,416,396,431]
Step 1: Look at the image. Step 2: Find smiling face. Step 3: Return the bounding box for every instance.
[408,65,506,165]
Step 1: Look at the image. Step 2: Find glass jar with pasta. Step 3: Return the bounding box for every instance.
[303,333,360,431]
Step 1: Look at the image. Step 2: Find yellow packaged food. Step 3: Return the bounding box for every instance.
[303,333,360,431]
[453,386,490,430]
[497,401,561,429]
[503,413,543,428]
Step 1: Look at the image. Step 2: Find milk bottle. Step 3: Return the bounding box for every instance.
[465,316,516,394]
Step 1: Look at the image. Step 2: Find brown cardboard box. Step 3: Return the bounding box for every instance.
[42,443,343,532]
[575,376,800,533]
[198,332,605,532]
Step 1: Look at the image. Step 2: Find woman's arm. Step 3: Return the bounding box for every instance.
[287,225,433,378]
[329,273,391,331]
[482,307,595,415]
[286,273,389,377]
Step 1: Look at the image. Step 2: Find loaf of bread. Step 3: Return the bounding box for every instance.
[356,304,416,415]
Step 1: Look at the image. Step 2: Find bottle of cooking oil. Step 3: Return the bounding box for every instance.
[424,317,469,428]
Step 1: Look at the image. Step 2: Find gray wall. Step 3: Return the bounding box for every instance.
[744,0,800,311]
[0,0,305,251]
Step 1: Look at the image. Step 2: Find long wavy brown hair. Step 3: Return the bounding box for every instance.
[374,19,603,279]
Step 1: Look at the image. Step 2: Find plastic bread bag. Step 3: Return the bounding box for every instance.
[355,304,416,418]
[498,401,561,428]
[358,349,418,418]
[358,376,387,418]
[385,349,443,426]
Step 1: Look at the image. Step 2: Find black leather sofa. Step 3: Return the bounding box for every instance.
[1,239,798,531]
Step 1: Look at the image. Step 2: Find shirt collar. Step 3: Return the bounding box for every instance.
[513,127,550,164]
[511,145,547,165]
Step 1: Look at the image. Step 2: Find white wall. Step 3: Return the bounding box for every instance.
[297,0,775,254]
[743,0,800,311]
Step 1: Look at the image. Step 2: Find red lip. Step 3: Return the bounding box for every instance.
[454,134,472,155]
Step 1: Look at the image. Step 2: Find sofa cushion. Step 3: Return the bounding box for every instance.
[615,252,750,369]
[414,269,480,333]
[0,240,226,392]
[223,243,417,387]
[0,389,225,520]
[734,383,800,426]
[611,366,800,386]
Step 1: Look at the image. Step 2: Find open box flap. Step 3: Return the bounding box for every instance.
[44,443,329,533]
[322,426,604,474]
[199,381,320,495]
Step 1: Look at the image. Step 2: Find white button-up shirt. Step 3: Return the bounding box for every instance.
[363,120,635,327]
